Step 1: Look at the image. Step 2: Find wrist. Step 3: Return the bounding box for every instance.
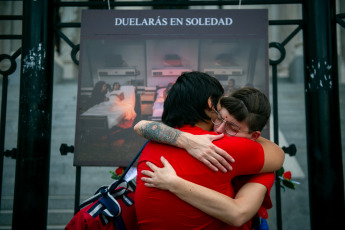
[176,132,191,150]
[168,176,184,193]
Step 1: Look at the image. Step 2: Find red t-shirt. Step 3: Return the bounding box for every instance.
[135,125,265,230]
[232,173,275,230]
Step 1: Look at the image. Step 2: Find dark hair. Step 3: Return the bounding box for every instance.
[92,81,106,95]
[229,87,271,132]
[89,81,108,107]
[162,71,224,128]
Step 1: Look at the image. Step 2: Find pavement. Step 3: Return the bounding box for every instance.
[0,77,344,230]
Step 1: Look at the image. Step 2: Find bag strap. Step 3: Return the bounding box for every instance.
[78,140,149,225]
[110,140,149,191]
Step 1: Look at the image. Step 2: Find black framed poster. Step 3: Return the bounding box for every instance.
[74,9,269,166]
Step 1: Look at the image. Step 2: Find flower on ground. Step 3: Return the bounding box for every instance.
[283,171,292,180]
[110,167,126,180]
[116,167,125,176]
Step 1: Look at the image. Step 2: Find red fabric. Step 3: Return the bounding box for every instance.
[135,125,265,230]
[232,173,275,230]
[65,189,137,230]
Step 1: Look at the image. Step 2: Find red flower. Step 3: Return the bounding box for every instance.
[283,171,292,180]
[115,167,125,176]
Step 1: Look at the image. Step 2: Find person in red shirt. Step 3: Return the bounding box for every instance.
[135,87,277,229]
[134,72,284,229]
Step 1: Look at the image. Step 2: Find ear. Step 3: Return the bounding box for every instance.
[207,97,213,110]
[250,131,261,141]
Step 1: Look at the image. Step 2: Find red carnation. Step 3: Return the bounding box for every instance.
[115,167,125,175]
[283,171,292,180]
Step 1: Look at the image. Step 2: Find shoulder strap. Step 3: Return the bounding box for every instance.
[78,140,149,220]
[110,140,149,191]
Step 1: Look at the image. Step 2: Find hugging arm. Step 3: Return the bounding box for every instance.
[134,120,284,172]
[257,136,285,173]
[134,120,234,172]
[135,120,281,226]
[141,156,267,227]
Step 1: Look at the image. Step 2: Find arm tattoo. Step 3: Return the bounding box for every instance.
[138,122,181,147]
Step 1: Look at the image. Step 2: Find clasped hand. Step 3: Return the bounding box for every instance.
[141,156,177,191]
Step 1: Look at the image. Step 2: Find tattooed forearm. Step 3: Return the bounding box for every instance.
[138,121,182,147]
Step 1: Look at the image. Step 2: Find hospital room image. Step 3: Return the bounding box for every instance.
[73,38,265,167]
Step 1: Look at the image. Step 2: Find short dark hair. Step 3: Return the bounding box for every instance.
[228,87,271,132]
[162,71,224,128]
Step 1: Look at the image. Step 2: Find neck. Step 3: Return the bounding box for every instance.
[195,120,213,131]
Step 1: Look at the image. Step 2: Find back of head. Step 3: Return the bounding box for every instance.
[162,71,224,128]
[230,87,271,132]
